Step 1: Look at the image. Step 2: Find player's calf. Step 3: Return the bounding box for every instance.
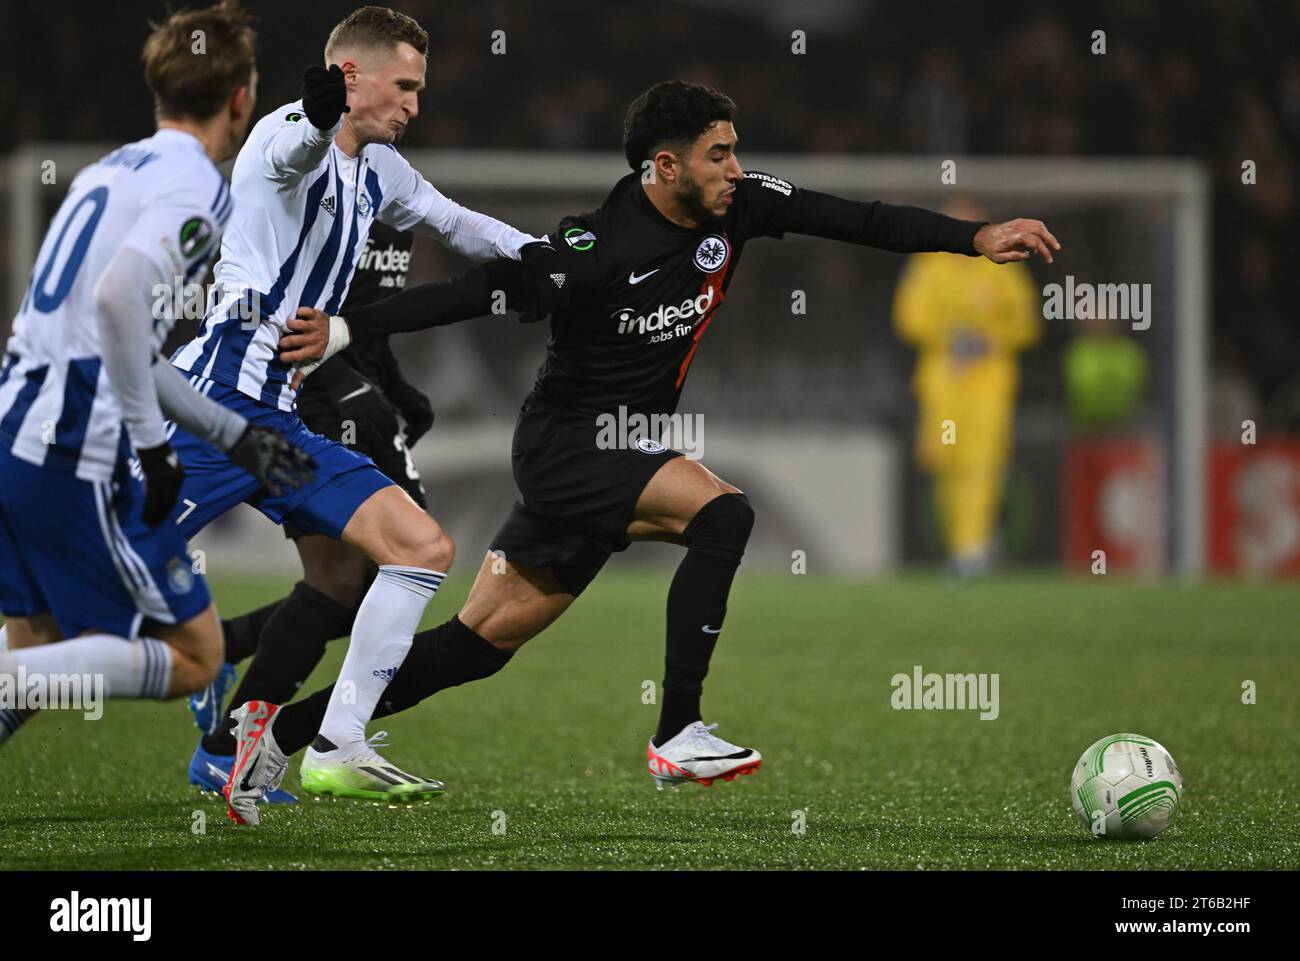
[458,551,575,652]
[654,492,756,746]
[315,487,453,755]
[299,534,376,613]
[0,603,223,711]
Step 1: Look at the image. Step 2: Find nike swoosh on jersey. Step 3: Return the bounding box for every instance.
[337,383,373,403]
[628,267,660,285]
[701,625,722,634]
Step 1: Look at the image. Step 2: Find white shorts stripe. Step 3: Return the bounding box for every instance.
[93,482,173,624]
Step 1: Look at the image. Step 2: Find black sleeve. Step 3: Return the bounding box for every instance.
[737,171,983,255]
[345,257,534,343]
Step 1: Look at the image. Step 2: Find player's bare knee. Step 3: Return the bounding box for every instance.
[380,528,453,573]
[412,527,454,573]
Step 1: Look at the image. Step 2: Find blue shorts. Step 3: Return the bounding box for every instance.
[169,378,394,542]
[0,448,211,639]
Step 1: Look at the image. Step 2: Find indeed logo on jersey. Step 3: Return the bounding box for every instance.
[614,287,715,341]
[357,242,411,274]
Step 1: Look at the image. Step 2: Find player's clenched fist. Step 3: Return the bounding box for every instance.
[302,64,350,130]
[280,307,351,388]
[973,219,1061,264]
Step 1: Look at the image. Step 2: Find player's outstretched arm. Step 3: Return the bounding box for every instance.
[410,187,540,262]
[261,66,349,184]
[279,241,565,382]
[750,175,1059,263]
[372,149,539,262]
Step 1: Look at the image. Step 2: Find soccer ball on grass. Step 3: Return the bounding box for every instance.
[1070,733,1182,840]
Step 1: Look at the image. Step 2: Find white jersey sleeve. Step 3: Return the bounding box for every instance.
[371,146,538,261]
[117,179,225,287]
[254,103,342,187]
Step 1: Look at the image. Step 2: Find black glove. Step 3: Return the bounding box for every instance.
[229,426,317,497]
[137,442,185,528]
[389,380,435,447]
[302,64,350,130]
[517,240,569,322]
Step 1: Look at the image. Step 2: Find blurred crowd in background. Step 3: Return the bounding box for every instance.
[2,0,1297,430]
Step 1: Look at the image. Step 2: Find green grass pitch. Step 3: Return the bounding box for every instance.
[1,572,1296,870]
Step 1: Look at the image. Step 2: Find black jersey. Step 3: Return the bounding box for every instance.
[524,171,982,417]
[300,222,415,397]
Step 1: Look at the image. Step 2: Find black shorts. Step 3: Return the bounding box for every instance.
[489,401,682,596]
[284,367,427,540]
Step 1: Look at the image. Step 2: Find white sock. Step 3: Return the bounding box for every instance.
[0,624,8,652]
[0,634,173,699]
[316,565,444,753]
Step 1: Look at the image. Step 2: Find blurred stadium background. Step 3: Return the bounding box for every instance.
[2,0,1297,580]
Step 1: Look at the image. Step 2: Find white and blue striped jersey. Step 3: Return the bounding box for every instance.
[0,128,231,482]
[172,101,537,411]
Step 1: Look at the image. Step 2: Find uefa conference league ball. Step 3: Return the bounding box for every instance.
[1070,734,1183,840]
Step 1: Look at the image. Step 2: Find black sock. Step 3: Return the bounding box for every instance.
[221,599,283,665]
[203,581,355,756]
[655,493,754,747]
[272,616,514,756]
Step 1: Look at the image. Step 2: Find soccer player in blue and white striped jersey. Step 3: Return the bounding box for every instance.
[0,2,314,743]
[166,6,540,820]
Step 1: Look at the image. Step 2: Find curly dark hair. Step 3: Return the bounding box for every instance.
[622,80,737,171]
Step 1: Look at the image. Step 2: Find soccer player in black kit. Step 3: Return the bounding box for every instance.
[186,221,436,802]
[233,80,1059,804]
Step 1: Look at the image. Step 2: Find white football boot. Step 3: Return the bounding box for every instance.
[223,700,290,826]
[299,731,445,802]
[647,721,763,790]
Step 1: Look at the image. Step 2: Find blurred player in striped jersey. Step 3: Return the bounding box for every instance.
[164,6,538,822]
[0,2,315,744]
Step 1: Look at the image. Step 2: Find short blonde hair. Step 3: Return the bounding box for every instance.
[324,6,428,63]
